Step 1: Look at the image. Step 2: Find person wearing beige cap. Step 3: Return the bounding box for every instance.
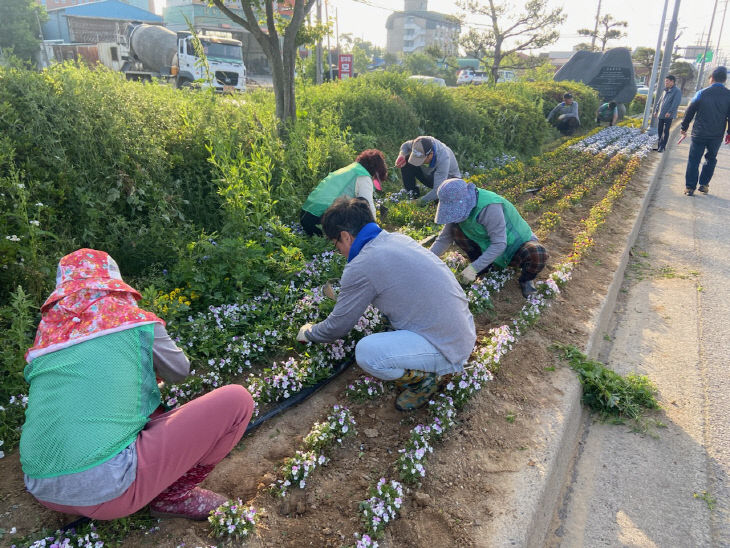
[430,178,548,298]
[395,136,461,203]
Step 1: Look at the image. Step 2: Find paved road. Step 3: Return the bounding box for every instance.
[548,138,730,547]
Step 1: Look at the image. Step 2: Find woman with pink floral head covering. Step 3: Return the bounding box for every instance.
[20,249,254,521]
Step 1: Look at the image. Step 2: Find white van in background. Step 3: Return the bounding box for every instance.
[456,69,516,85]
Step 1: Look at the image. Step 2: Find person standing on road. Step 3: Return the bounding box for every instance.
[680,66,730,196]
[296,197,476,411]
[653,75,682,152]
[429,178,548,299]
[395,136,461,203]
[547,93,580,136]
[300,149,388,236]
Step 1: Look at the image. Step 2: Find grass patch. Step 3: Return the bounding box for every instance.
[555,344,660,420]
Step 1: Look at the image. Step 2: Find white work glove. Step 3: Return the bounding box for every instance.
[297,323,314,343]
[460,265,478,284]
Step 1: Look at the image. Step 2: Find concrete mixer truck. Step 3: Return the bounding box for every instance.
[103,23,246,92]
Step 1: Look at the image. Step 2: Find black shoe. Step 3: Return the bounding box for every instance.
[699,184,709,194]
[684,188,694,196]
[520,280,537,298]
[657,146,664,153]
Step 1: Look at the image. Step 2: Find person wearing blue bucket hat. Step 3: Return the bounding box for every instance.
[431,178,548,298]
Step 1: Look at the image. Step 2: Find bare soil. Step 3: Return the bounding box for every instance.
[0,158,656,548]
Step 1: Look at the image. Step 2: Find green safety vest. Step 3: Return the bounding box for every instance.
[302,162,371,217]
[20,324,160,478]
[458,189,533,269]
[598,103,616,122]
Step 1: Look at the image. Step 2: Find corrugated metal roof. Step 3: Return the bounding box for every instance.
[55,0,162,22]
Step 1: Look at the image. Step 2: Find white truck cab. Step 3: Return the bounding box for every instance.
[176,34,246,92]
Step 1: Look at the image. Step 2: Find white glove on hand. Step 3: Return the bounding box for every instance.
[297,323,314,343]
[460,265,478,284]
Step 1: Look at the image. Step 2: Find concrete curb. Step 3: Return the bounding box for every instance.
[516,128,678,547]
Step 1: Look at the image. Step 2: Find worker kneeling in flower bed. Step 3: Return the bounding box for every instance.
[19,249,254,521]
[297,198,476,411]
[300,149,388,236]
[431,178,548,298]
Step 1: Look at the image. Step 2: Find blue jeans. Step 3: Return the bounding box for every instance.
[355,330,466,381]
[685,137,723,190]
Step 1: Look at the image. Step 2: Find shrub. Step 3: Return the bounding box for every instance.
[628,94,647,115]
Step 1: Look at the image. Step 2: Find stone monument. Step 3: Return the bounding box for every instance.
[554,47,637,104]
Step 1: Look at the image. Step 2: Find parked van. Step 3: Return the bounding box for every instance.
[408,75,447,87]
[456,69,516,85]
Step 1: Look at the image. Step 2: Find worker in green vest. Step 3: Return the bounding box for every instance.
[300,149,387,236]
[430,178,548,298]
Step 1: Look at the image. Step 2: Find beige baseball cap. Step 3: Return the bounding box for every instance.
[407,137,433,167]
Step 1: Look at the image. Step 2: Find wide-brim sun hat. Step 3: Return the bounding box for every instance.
[41,248,141,312]
[435,178,477,224]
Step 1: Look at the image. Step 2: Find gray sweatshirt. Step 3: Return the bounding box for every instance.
[307,230,476,365]
[399,137,462,203]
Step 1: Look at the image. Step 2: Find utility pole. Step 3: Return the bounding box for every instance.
[642,0,670,131]
[316,0,323,84]
[325,0,333,81]
[335,6,340,70]
[714,0,729,68]
[649,0,681,134]
[695,0,720,90]
[591,0,603,51]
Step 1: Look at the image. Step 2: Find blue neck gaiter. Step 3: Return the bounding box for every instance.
[347,222,382,263]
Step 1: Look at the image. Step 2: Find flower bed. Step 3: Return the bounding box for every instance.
[8,123,656,547]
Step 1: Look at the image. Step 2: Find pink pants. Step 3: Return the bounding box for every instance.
[39,384,254,520]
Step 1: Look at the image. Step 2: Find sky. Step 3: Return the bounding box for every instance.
[326,0,730,63]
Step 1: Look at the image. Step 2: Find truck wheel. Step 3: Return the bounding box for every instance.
[177,78,193,88]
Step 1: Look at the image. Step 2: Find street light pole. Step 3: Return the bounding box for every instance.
[642,0,670,131]
[695,0,720,91]
[649,0,681,134]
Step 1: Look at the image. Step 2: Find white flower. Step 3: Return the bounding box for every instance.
[29,220,40,226]
[5,235,20,242]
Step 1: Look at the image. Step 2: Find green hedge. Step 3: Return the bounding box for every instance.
[1,64,598,312]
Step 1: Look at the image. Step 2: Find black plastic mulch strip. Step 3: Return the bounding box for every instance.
[244,357,354,434]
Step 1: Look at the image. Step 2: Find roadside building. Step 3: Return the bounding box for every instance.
[43,0,162,44]
[385,0,460,57]
[539,51,574,70]
[39,0,155,14]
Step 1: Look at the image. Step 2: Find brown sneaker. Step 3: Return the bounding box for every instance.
[699,184,709,194]
[150,487,228,520]
[684,188,694,196]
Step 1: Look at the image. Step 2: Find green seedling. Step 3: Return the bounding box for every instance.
[693,490,716,510]
[553,343,660,422]
[505,413,516,423]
